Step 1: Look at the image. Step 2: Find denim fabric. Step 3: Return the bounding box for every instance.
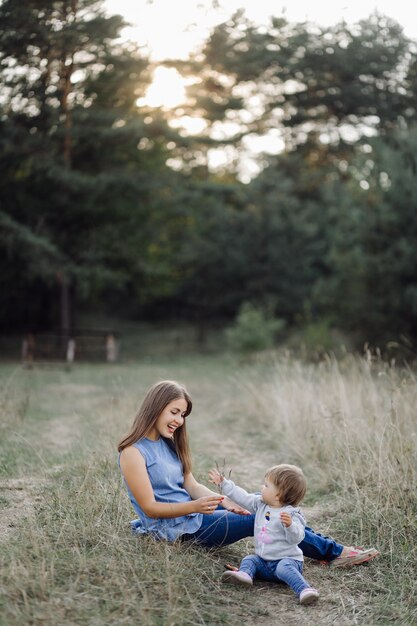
[180,508,343,560]
[240,554,310,596]
[301,526,343,560]
[181,509,256,547]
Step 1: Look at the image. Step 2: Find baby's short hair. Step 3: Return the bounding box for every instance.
[265,464,306,506]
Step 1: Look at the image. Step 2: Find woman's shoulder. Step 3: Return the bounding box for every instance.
[119,444,145,464]
[121,438,167,462]
[122,438,149,453]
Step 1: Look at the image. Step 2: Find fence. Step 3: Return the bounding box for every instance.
[20,330,120,365]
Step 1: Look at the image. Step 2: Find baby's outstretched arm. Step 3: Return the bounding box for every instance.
[208,468,253,514]
[209,471,261,513]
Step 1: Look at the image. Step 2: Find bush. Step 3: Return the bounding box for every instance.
[225,302,285,354]
[287,320,351,360]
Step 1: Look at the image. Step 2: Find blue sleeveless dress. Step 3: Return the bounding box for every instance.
[120,437,203,541]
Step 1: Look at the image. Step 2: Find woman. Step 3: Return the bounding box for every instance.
[118,380,379,566]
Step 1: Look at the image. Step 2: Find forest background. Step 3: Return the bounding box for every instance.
[1,4,417,624]
[1,0,417,357]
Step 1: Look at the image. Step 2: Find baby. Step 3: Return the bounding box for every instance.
[209,463,319,606]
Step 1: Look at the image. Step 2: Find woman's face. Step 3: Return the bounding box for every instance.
[147,397,188,440]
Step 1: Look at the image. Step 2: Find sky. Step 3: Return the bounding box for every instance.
[104,0,414,61]
[103,0,414,180]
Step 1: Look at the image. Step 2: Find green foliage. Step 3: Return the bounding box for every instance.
[315,126,417,345]
[297,320,337,353]
[1,4,417,347]
[171,180,249,322]
[243,153,328,322]
[197,12,415,154]
[287,320,352,360]
[225,302,285,353]
[0,0,176,330]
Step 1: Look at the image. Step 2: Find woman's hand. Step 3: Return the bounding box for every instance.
[208,468,224,486]
[221,496,251,515]
[280,512,292,527]
[194,495,224,514]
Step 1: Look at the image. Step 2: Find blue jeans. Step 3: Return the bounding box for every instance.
[181,509,255,547]
[240,554,310,596]
[182,508,343,561]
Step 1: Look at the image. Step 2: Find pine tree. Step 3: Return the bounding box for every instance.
[0,0,171,332]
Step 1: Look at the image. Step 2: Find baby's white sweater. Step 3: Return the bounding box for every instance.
[221,478,305,561]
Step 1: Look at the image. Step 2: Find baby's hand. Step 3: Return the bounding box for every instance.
[208,468,224,486]
[280,512,292,527]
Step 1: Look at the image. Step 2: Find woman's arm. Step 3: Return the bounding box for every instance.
[184,472,251,515]
[183,472,221,499]
[120,447,222,519]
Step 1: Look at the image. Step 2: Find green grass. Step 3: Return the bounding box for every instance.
[0,353,416,625]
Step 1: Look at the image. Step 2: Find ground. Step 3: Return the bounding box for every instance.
[0,355,414,625]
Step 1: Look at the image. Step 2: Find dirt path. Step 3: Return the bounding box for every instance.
[0,376,107,545]
[0,476,49,542]
[0,416,79,543]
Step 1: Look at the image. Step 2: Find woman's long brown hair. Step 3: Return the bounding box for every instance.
[118,380,193,474]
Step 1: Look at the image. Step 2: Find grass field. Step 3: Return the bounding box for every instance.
[0,352,416,625]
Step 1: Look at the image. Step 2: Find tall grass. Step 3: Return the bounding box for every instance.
[0,367,30,429]
[0,453,261,626]
[0,355,416,625]
[240,352,417,512]
[234,352,417,623]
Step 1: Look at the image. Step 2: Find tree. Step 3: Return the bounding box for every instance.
[165,179,249,327]
[177,12,416,165]
[241,152,328,323]
[0,0,172,332]
[315,126,417,344]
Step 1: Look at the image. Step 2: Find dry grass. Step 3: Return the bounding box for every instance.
[0,352,416,625]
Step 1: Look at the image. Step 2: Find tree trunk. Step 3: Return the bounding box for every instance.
[56,271,71,350]
[57,0,77,339]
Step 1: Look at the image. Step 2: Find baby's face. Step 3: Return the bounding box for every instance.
[261,477,280,507]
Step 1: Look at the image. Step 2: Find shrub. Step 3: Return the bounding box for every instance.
[225,302,285,354]
[287,320,351,360]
